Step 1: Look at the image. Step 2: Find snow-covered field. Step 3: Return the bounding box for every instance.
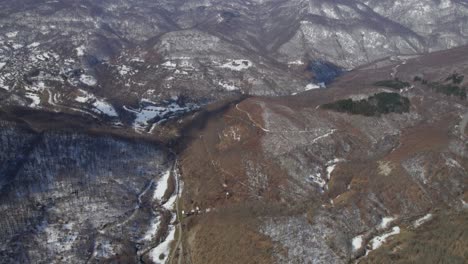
[153,169,171,201]
[125,98,198,133]
[149,226,175,264]
[92,100,118,117]
[74,90,119,117]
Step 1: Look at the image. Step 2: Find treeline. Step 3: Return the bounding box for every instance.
[414,73,466,100]
[321,92,410,116]
[374,79,410,90]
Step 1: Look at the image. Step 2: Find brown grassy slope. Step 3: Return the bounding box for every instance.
[361,212,468,264]
[174,46,468,264]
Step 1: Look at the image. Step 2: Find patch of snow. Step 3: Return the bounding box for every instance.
[288,60,305,65]
[220,59,252,71]
[305,83,320,91]
[92,100,118,117]
[462,199,468,209]
[0,77,8,90]
[75,45,86,56]
[163,194,177,210]
[142,215,161,241]
[413,213,432,228]
[27,42,40,48]
[311,129,336,144]
[325,158,345,180]
[322,4,340,19]
[73,90,116,118]
[75,96,89,103]
[63,222,74,230]
[6,31,18,38]
[149,226,175,264]
[368,226,400,252]
[131,57,145,63]
[309,173,326,188]
[12,43,23,50]
[379,216,396,229]
[25,92,41,107]
[153,169,171,201]
[0,62,6,70]
[218,81,239,91]
[162,61,177,68]
[352,235,363,252]
[79,74,97,86]
[118,65,132,75]
[75,89,95,103]
[127,100,198,132]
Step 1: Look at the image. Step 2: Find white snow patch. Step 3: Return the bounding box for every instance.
[75,45,86,56]
[163,194,177,210]
[287,60,305,65]
[368,226,400,251]
[131,57,145,63]
[75,89,94,103]
[80,74,97,86]
[127,100,197,132]
[326,164,336,180]
[6,31,18,38]
[75,96,89,103]
[149,226,175,264]
[25,92,41,107]
[352,235,364,252]
[413,213,432,228]
[379,216,396,229]
[118,65,132,75]
[75,90,117,117]
[0,62,5,70]
[162,61,177,68]
[220,59,252,71]
[309,173,326,188]
[153,169,171,201]
[27,42,40,48]
[12,43,23,50]
[142,216,161,241]
[462,199,468,209]
[305,83,321,91]
[92,100,118,117]
[218,81,239,91]
[0,78,8,90]
[311,129,336,144]
[325,159,345,180]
